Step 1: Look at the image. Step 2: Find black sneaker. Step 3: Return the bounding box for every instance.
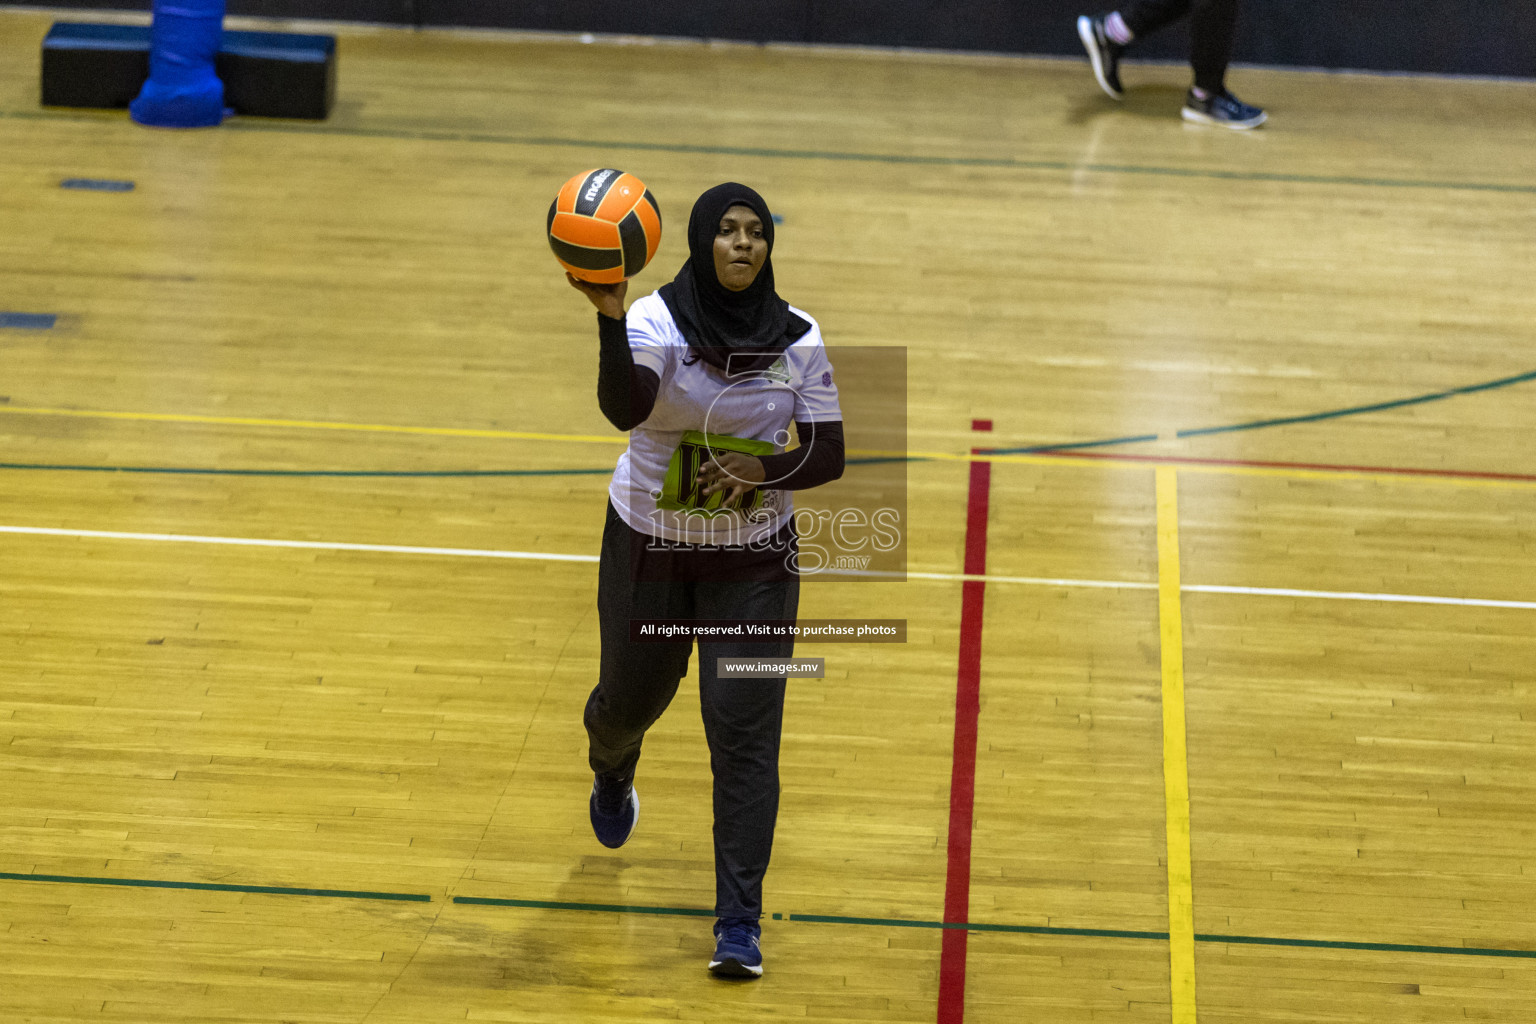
[708,918,763,979]
[1181,89,1267,129]
[1076,15,1125,100]
[589,775,639,849]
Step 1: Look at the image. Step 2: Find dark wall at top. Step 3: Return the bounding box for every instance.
[9,0,1535,78]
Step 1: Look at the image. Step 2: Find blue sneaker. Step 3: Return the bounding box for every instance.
[708,917,763,978]
[1182,88,1267,129]
[589,776,638,849]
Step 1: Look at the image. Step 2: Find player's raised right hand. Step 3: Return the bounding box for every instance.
[567,272,627,320]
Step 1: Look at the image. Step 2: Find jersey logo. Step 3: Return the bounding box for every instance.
[759,357,792,384]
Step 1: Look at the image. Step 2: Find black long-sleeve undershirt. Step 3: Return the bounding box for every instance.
[596,312,660,431]
[758,418,844,491]
[595,311,846,491]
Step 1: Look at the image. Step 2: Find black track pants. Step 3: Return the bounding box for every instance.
[585,503,799,921]
[1121,0,1240,94]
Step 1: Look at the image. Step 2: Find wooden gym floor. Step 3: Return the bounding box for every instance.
[2,9,1535,1022]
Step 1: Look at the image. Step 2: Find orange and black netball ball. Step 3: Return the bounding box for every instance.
[547,168,662,283]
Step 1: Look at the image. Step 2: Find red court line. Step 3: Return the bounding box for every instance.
[1029,448,1536,483]
[938,419,993,1024]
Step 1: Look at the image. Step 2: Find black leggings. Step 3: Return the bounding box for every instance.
[584,503,800,921]
[1121,0,1239,94]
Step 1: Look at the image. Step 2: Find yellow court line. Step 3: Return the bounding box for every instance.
[1155,467,1199,1024]
[5,405,1534,491]
[0,405,623,446]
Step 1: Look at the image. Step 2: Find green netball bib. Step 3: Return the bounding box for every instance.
[657,430,776,518]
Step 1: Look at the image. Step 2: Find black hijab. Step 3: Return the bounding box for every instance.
[659,182,811,375]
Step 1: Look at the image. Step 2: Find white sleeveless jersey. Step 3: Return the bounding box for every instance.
[609,291,843,546]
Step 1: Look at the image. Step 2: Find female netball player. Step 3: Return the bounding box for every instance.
[566,182,845,979]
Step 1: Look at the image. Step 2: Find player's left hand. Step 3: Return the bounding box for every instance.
[698,452,765,503]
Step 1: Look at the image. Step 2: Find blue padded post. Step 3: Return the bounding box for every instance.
[129,0,228,127]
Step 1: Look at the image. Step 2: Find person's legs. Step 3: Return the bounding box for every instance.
[1180,0,1265,128]
[1118,0,1193,39]
[585,504,693,844]
[1187,0,1239,94]
[1078,0,1188,100]
[695,577,798,923]
[694,573,797,977]
[1083,0,1264,126]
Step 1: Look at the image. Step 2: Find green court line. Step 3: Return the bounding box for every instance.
[1174,367,1536,439]
[0,457,907,477]
[0,870,431,902]
[980,432,1159,455]
[204,124,1536,196]
[983,366,1536,456]
[6,108,1535,196]
[2,874,1530,958]
[0,462,613,477]
[454,895,713,917]
[453,895,1536,960]
[4,356,1531,481]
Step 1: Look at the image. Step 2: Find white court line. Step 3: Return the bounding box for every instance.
[2,524,1533,611]
[0,525,601,563]
[1183,583,1536,611]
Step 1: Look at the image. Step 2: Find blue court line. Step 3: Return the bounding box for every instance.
[0,313,58,329]
[4,109,1533,196]
[0,870,431,902]
[452,896,1536,960]
[981,366,1536,456]
[61,178,134,192]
